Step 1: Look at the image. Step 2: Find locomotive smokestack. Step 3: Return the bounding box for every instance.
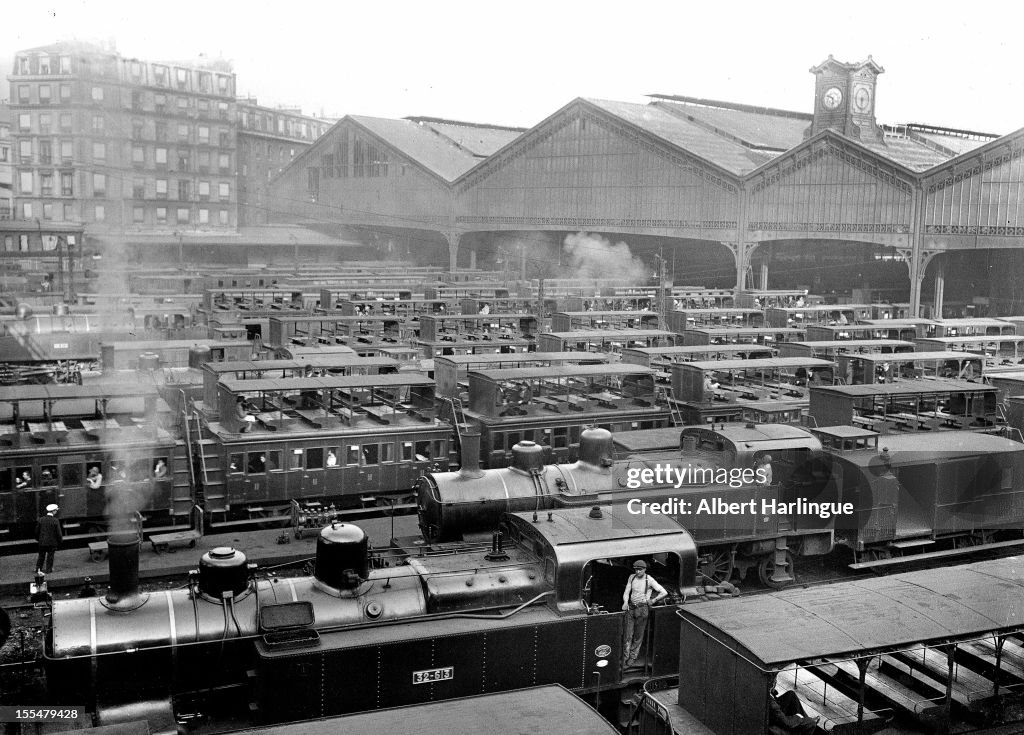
[102,532,146,611]
[458,426,484,479]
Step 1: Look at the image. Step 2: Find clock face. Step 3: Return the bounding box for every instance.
[854,86,871,113]
[822,86,843,110]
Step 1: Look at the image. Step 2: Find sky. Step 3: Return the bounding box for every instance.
[2,1,1022,135]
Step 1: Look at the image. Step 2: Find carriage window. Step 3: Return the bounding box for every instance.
[569,426,581,443]
[247,453,266,473]
[15,466,34,489]
[415,440,431,461]
[229,453,244,473]
[346,445,360,465]
[306,447,324,470]
[326,447,339,468]
[554,427,568,448]
[362,444,379,465]
[401,442,413,462]
[0,468,12,493]
[381,443,395,463]
[433,440,445,459]
[539,429,552,446]
[129,459,149,481]
[507,432,521,449]
[153,456,169,479]
[289,449,303,470]
[40,465,58,487]
[266,451,281,471]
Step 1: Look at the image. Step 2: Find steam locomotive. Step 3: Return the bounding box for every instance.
[44,504,701,732]
[417,424,1024,585]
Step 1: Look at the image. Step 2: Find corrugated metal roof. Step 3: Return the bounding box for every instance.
[585,99,759,176]
[862,135,951,172]
[816,379,996,396]
[680,556,1024,666]
[351,116,481,182]
[914,131,991,156]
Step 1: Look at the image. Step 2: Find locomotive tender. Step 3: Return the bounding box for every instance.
[45,505,699,731]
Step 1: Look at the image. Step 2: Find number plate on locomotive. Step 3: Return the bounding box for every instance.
[412,666,453,684]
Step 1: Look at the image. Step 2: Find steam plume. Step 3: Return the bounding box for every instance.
[561,232,648,285]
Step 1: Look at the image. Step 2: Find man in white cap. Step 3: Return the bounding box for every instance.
[621,559,667,668]
[36,504,63,574]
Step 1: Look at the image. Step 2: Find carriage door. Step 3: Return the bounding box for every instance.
[376,440,398,496]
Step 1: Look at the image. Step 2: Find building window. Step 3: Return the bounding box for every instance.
[59,113,72,132]
[39,140,52,164]
[132,120,144,140]
[153,65,167,86]
[93,173,106,196]
[176,68,189,89]
[155,93,166,111]
[218,102,229,120]
[63,203,73,220]
[42,203,53,219]
[218,209,228,225]
[218,182,230,199]
[156,179,168,197]
[133,179,145,198]
[198,150,210,170]
[177,97,188,111]
[39,113,51,134]
[219,131,230,147]
[156,207,167,224]
[218,153,230,171]
[307,167,319,199]
[18,85,30,103]
[19,171,33,194]
[17,56,29,75]
[94,204,105,221]
[60,140,73,162]
[198,98,209,114]
[198,125,209,144]
[40,172,53,196]
[217,75,229,94]
[176,207,189,224]
[61,171,74,196]
[132,146,144,164]
[178,153,190,171]
[198,73,211,93]
[92,115,105,134]
[19,140,32,162]
[155,122,167,142]
[156,147,167,165]
[59,84,71,102]
[130,61,142,79]
[133,207,145,223]
[23,203,33,219]
[178,180,191,201]
[18,114,31,132]
[199,208,209,224]
[177,123,189,142]
[198,181,210,199]
[0,146,7,164]
[37,54,49,73]
[91,86,103,102]
[92,142,106,161]
[131,91,143,111]
[39,85,52,104]
[59,55,71,74]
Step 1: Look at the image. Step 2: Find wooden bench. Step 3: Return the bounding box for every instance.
[776,665,882,732]
[812,658,938,720]
[150,529,201,554]
[88,541,109,562]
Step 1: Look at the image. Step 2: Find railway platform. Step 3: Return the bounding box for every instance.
[0,514,420,598]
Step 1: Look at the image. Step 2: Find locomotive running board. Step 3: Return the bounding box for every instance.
[850,538,1024,570]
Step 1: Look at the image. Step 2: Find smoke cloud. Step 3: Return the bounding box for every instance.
[561,232,648,285]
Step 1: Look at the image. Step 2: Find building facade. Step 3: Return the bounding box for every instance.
[236,100,331,226]
[8,41,238,235]
[0,105,11,220]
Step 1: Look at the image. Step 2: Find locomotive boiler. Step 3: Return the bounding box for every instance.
[44,505,700,730]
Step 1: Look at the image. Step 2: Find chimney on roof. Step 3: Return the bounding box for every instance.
[806,55,885,143]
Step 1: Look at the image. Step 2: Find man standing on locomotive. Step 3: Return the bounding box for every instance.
[621,559,667,669]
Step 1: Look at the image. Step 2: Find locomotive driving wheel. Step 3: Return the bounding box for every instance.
[757,550,795,589]
[698,550,734,584]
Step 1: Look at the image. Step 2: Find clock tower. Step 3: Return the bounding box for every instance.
[806,56,885,142]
